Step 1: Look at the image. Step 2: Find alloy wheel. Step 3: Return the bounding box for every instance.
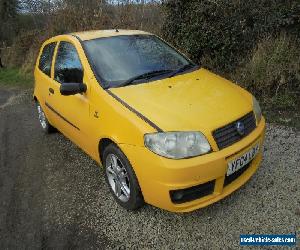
[37,104,47,129]
[106,153,131,202]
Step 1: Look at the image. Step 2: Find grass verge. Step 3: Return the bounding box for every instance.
[0,68,33,88]
[262,95,300,130]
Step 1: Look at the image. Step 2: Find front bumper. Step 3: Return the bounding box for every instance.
[119,117,266,212]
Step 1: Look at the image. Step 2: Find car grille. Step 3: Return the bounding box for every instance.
[213,112,256,150]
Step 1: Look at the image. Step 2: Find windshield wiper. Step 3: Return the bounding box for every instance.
[168,63,199,78]
[119,69,174,87]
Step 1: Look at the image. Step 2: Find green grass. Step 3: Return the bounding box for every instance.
[0,68,33,88]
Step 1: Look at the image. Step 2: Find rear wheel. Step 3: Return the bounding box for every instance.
[103,143,144,210]
[36,102,56,133]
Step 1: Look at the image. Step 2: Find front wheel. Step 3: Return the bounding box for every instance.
[36,102,56,133]
[103,144,144,210]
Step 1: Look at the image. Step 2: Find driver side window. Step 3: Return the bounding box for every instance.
[54,42,83,84]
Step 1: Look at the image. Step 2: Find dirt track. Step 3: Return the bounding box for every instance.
[0,88,299,249]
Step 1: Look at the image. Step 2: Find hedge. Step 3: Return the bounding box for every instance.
[162,0,300,73]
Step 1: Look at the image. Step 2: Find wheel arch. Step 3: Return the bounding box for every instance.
[98,137,116,165]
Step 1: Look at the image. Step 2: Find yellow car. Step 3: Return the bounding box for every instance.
[33,30,265,212]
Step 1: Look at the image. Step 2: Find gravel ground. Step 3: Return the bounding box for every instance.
[0,88,299,249]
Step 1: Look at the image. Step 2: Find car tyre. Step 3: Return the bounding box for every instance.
[36,101,56,134]
[103,143,144,210]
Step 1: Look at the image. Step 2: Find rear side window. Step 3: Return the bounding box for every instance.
[39,42,56,77]
[54,42,83,84]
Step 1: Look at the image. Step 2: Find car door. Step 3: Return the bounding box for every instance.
[35,41,57,122]
[46,40,91,151]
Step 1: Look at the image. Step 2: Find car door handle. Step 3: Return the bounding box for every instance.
[49,88,54,94]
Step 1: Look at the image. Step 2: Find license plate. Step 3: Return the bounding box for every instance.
[227,144,260,176]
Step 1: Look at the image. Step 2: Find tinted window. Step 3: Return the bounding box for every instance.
[54,42,83,84]
[39,42,56,77]
[84,35,193,88]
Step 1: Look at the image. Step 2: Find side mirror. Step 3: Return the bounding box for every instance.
[60,82,87,96]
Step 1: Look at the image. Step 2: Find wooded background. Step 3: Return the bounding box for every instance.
[0,0,299,112]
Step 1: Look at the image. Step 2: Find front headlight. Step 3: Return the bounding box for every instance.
[253,96,262,124]
[144,131,211,159]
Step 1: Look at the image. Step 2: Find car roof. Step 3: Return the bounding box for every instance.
[70,29,152,41]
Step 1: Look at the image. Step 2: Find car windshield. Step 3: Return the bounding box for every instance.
[83,35,196,88]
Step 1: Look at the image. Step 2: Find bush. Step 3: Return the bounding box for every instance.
[162,0,300,73]
[5,30,43,68]
[2,2,164,72]
[231,34,300,110]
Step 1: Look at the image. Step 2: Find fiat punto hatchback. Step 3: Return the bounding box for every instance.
[34,30,265,212]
